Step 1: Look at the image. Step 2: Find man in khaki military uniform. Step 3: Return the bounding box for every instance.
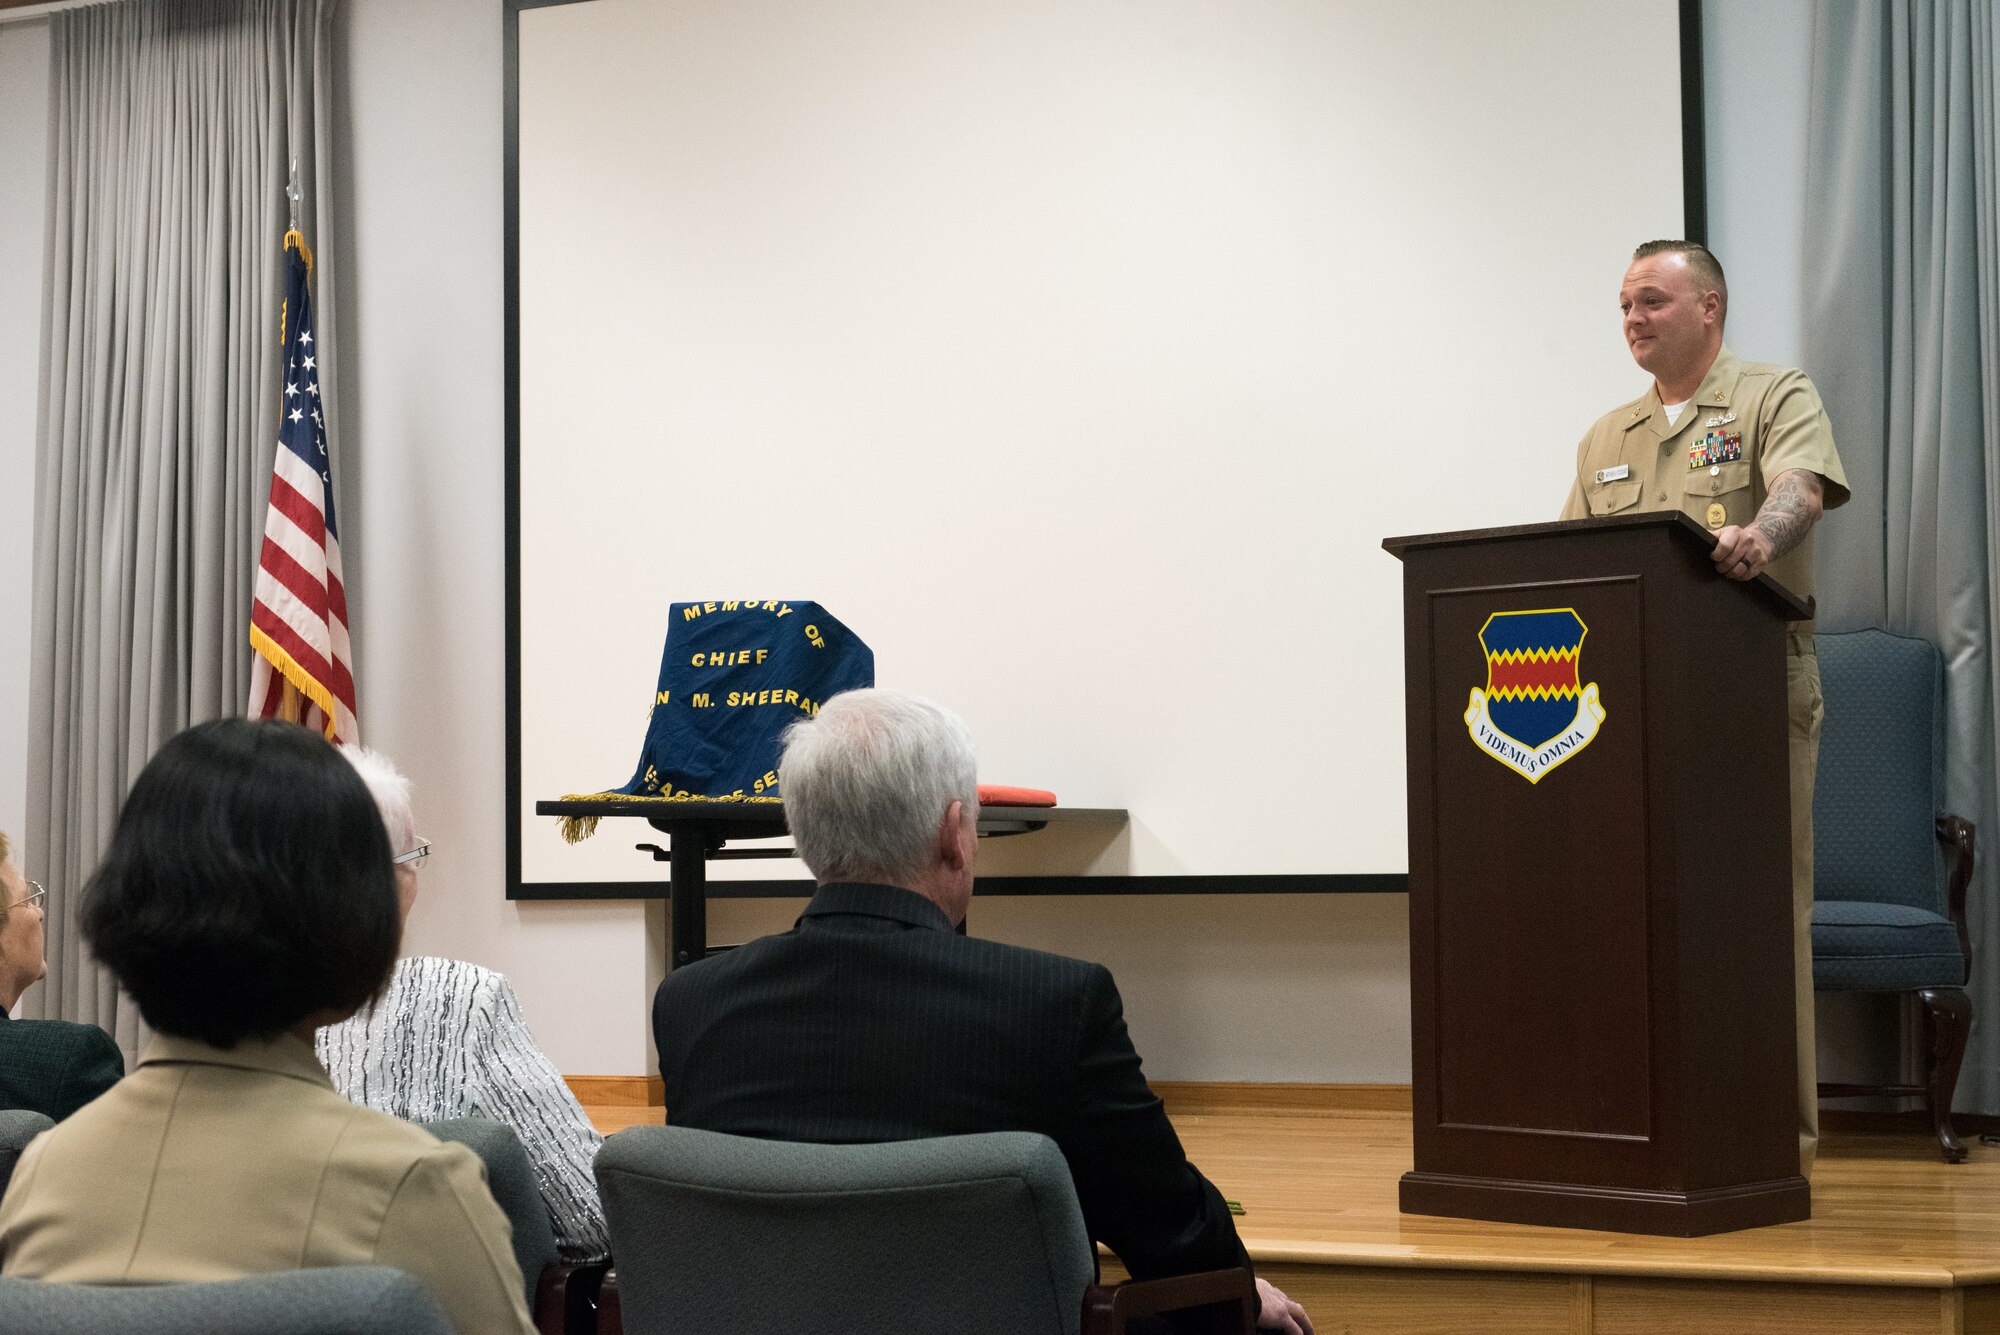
[1561,240,1848,1177]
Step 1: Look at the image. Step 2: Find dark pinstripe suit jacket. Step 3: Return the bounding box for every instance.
[652,882,1250,1284]
[0,1011,123,1122]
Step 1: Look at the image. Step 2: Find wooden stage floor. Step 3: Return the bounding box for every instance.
[583,1089,2000,1334]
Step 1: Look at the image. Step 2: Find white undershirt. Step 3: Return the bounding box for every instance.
[1662,399,1691,428]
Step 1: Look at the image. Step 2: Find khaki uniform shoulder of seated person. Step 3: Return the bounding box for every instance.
[0,1031,533,1335]
[1559,345,1850,615]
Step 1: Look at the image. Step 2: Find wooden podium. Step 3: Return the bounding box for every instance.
[1382,513,1811,1236]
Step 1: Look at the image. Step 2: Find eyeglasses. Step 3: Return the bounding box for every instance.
[13,882,45,912]
[392,839,431,868]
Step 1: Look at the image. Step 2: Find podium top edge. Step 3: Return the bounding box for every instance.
[1381,513,1813,621]
[1381,511,1690,554]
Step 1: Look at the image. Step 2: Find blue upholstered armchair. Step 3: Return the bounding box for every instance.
[1811,628,1977,1162]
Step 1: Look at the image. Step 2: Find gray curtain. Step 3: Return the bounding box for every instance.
[23,0,338,1054]
[1804,0,2000,1108]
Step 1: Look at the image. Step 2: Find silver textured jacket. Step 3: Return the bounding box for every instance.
[317,956,610,1261]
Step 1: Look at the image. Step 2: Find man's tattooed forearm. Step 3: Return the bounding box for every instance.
[1750,469,1823,559]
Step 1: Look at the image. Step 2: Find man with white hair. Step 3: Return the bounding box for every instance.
[653,689,1311,1334]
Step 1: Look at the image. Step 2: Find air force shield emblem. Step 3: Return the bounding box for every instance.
[1464,608,1606,783]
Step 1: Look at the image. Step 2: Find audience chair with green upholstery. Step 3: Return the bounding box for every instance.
[1811,627,1977,1162]
[424,1115,610,1335]
[594,1125,1255,1335]
[0,1266,451,1334]
[0,1108,53,1196]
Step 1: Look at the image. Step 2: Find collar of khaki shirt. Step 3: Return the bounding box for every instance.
[1629,344,1743,441]
[139,1030,336,1089]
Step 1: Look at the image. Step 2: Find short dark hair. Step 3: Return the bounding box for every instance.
[1632,239,1728,318]
[83,718,399,1048]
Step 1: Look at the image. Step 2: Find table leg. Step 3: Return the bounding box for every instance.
[666,822,708,969]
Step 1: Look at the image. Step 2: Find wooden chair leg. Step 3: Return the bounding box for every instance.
[593,1269,623,1335]
[1917,986,1973,1164]
[535,1261,610,1335]
[1081,1268,1257,1335]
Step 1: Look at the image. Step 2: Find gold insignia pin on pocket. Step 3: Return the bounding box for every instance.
[1706,502,1727,529]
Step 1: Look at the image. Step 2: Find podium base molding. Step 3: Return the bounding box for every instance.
[1400,1169,1811,1237]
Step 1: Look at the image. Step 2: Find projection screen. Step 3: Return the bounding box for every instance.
[508,0,1693,896]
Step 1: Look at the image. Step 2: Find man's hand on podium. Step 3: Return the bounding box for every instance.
[1710,524,1775,582]
[1714,467,1825,581]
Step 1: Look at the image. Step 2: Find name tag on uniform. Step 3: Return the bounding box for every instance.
[1594,464,1631,484]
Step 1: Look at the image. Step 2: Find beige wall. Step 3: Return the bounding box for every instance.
[715,894,1412,1082]
[327,0,665,1075]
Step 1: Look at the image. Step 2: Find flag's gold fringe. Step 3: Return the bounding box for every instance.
[554,791,785,806]
[250,625,343,742]
[554,791,784,845]
[284,227,314,273]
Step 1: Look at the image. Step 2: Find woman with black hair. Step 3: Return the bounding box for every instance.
[0,719,533,1334]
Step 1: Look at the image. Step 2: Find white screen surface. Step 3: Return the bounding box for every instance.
[514,0,1685,888]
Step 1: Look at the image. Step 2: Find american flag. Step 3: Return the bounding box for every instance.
[248,228,358,742]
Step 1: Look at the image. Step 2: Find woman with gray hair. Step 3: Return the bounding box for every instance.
[317,746,609,1261]
[0,831,120,1121]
